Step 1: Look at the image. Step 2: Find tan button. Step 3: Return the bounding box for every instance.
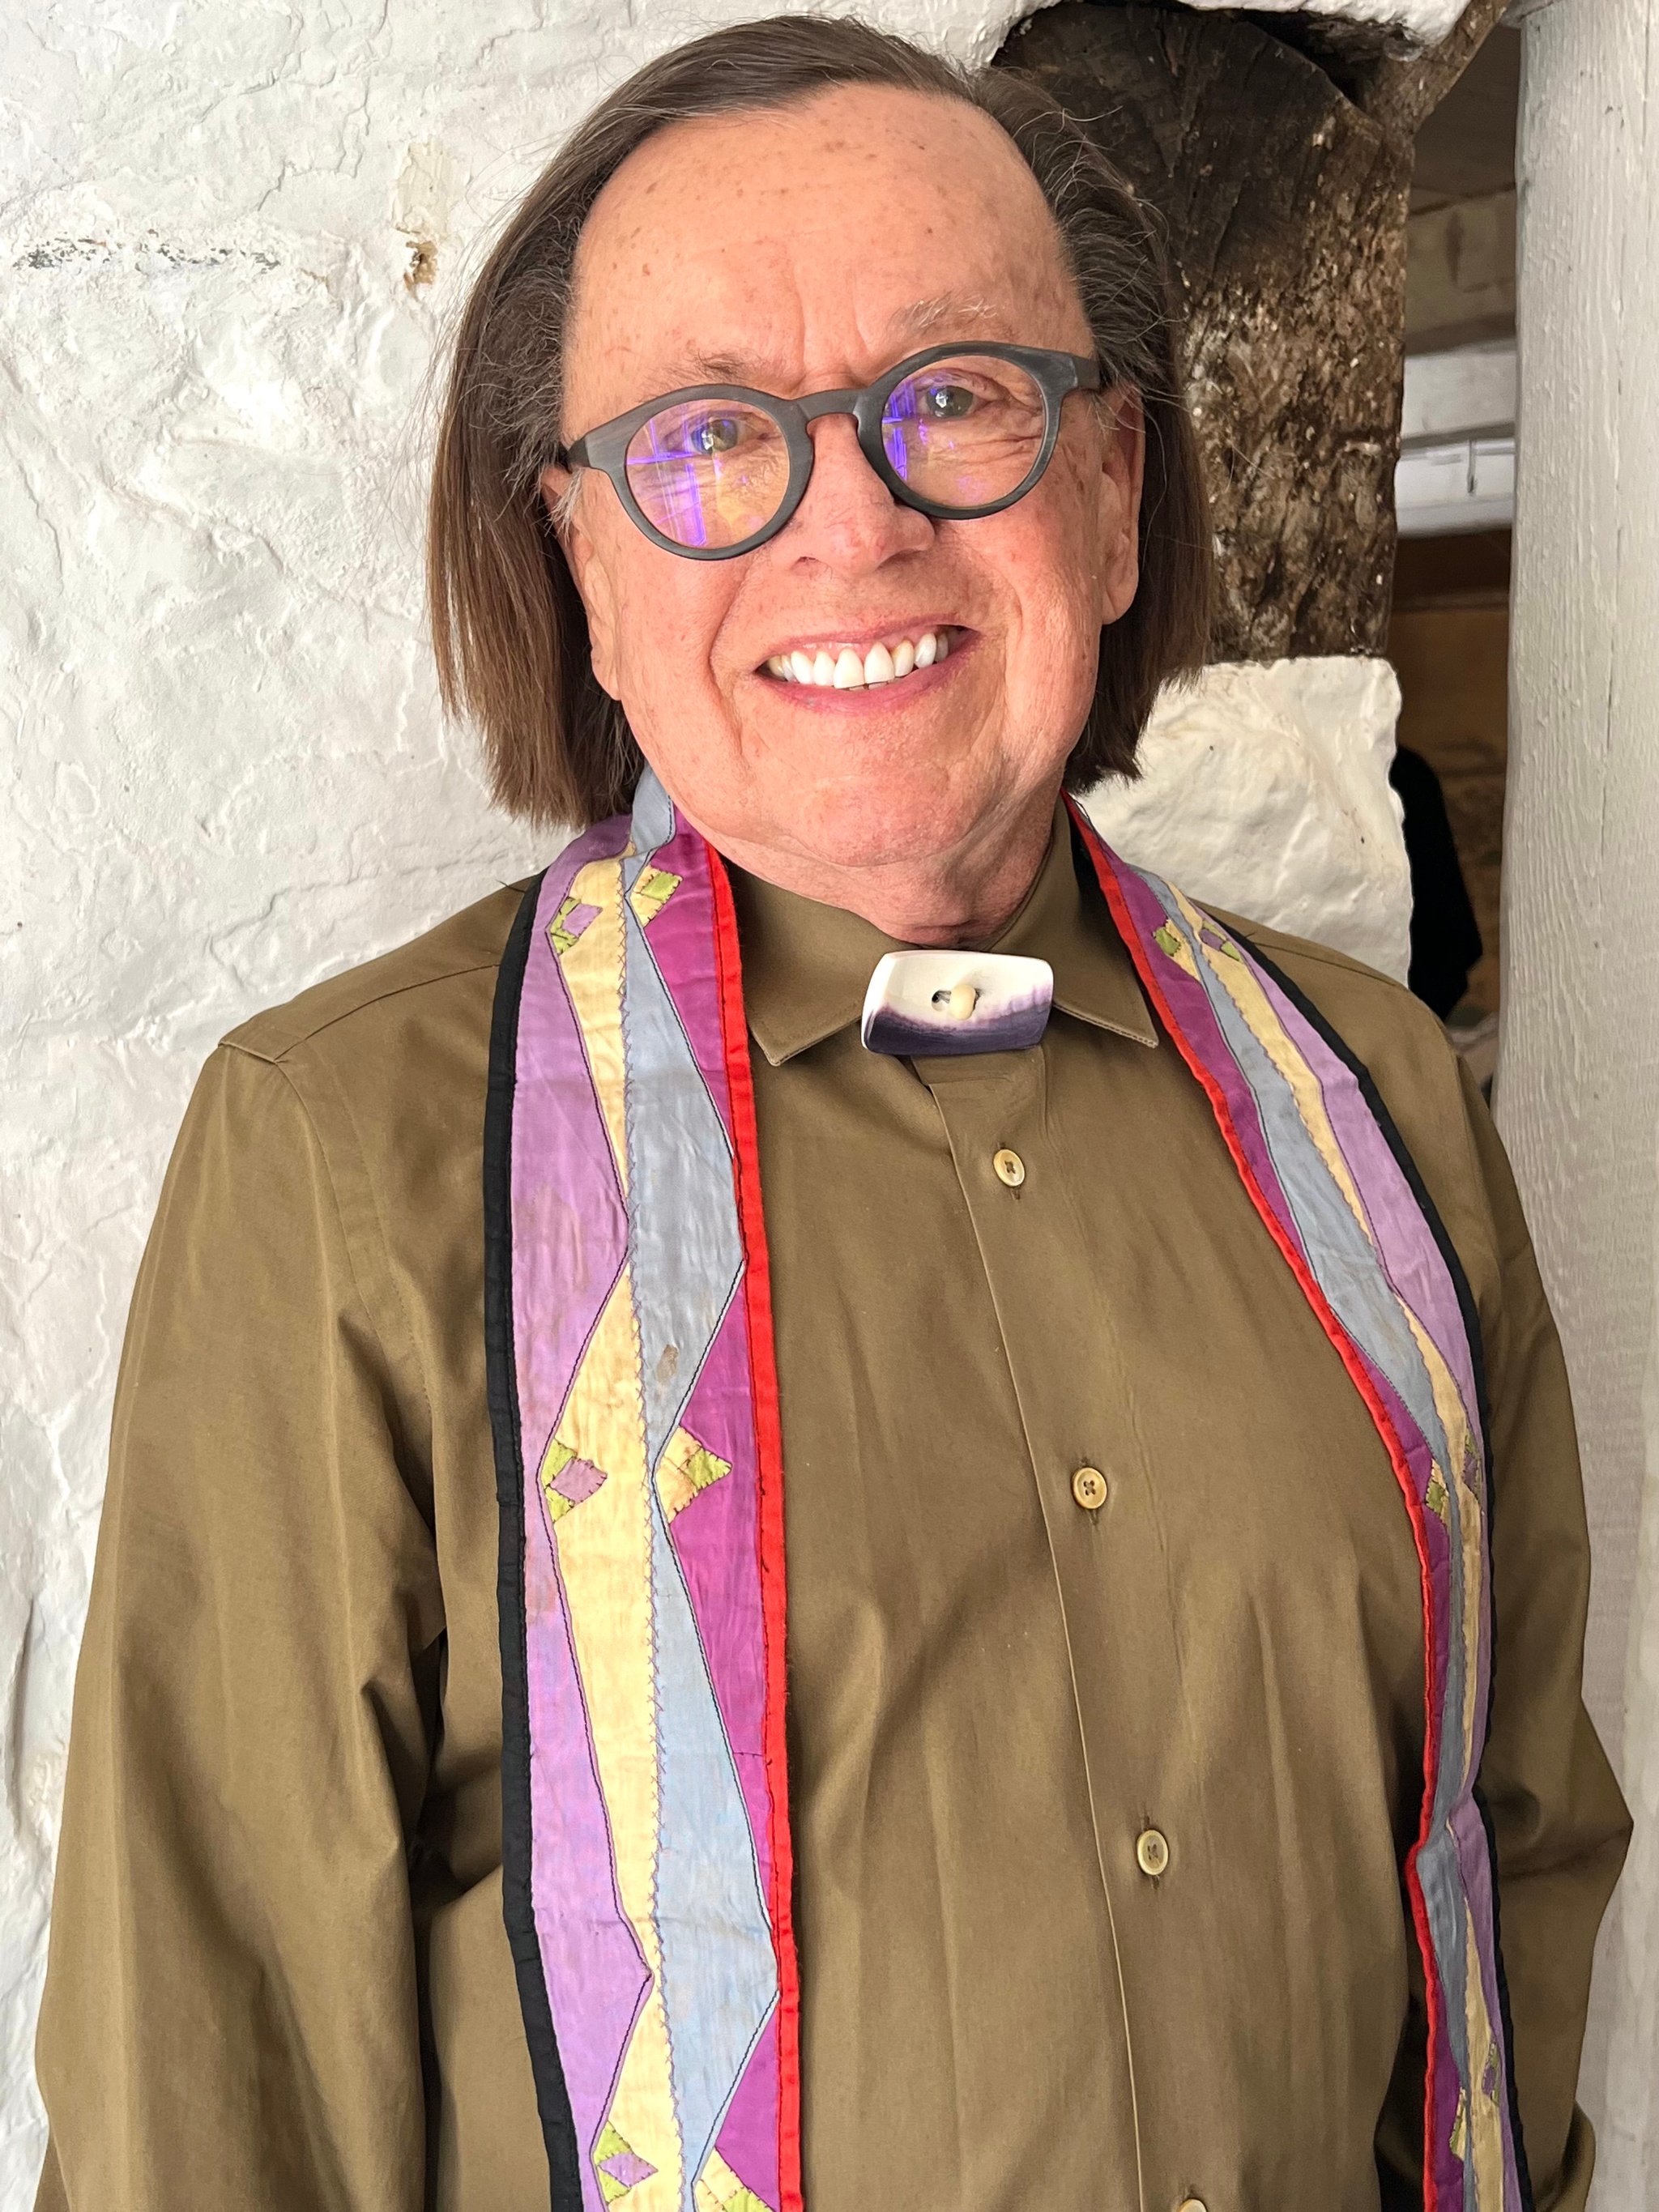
[1175,2200,1207,2212]
[1136,1827,1170,1877]
[992,1148,1026,1187]
[948,981,979,1021]
[1072,1466,1108,1511]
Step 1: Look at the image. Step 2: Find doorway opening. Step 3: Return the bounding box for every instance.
[1388,23,1519,1096]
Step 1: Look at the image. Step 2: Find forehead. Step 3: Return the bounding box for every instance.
[565,83,1085,409]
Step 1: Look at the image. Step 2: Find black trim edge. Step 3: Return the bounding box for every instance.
[484,870,585,2211]
[1247,944,1534,2210]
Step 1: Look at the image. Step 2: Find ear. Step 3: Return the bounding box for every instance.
[1098,388,1145,626]
[539,462,621,700]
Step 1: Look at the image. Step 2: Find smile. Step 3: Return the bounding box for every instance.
[761,627,957,689]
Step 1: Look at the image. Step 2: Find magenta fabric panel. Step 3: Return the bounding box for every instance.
[668,1288,774,1905]
[715,2009,782,2210]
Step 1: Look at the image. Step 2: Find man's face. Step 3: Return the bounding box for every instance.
[549,83,1143,885]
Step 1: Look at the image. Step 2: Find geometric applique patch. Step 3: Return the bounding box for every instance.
[540,1434,608,1524]
[628,865,681,928]
[551,897,603,957]
[655,1425,732,1523]
[694,2145,772,2212]
[1424,1468,1452,1528]
[594,2120,657,2202]
[1154,920,1183,961]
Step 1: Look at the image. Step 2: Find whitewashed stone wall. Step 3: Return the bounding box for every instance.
[1,0,1448,2201]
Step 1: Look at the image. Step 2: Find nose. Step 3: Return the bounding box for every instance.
[777,411,934,571]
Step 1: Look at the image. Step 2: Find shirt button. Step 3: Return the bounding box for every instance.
[992,1148,1026,1187]
[1136,1827,1171,1877]
[1072,1466,1108,1511]
[1176,2200,1207,2212]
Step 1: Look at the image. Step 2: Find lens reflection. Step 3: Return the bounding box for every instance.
[625,401,790,549]
[882,354,1047,509]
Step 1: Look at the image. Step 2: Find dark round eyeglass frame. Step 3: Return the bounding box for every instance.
[559,342,1104,561]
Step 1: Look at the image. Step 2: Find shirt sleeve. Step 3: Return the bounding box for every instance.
[34,1042,446,2212]
[1375,1063,1631,2210]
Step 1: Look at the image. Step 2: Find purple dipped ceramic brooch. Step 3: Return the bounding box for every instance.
[860,950,1055,1057]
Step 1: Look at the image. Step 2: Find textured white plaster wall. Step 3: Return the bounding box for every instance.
[1502,0,1659,2194]
[1,0,1442,2201]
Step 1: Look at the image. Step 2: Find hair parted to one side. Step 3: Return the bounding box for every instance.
[429,13,1212,830]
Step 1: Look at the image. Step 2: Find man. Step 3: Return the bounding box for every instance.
[36,19,1627,2212]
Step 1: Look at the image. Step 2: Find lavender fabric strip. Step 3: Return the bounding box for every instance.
[512,815,647,2209]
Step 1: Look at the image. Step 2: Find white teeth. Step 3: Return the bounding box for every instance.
[767,629,954,686]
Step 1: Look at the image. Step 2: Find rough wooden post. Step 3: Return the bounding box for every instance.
[999,0,1506,663]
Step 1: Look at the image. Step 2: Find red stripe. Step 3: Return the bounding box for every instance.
[1069,802,1453,2211]
[706,839,804,2212]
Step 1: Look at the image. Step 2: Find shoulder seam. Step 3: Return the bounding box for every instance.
[221,955,506,1065]
[1204,906,1395,987]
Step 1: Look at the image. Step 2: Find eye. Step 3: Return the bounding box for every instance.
[691,414,744,455]
[917,381,976,421]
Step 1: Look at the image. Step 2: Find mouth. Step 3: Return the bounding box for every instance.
[757,625,964,692]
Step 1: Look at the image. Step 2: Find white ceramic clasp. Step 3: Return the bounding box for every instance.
[860,951,1054,1058]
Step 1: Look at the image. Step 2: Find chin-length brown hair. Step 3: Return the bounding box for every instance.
[429,14,1211,830]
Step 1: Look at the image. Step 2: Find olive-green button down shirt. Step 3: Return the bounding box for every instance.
[36,816,1628,2212]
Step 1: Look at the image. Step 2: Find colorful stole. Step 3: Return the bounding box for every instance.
[484,768,1529,2212]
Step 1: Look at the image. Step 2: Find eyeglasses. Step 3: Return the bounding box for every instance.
[561,343,1103,560]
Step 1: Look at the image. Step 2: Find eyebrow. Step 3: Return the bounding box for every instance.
[664,293,1016,390]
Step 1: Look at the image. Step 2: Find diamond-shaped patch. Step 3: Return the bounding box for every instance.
[656,1426,733,1523]
[541,1436,608,1523]
[551,897,602,957]
[595,2121,657,2202]
[628,866,681,928]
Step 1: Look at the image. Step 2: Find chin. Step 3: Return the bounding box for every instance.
[763,772,1004,875]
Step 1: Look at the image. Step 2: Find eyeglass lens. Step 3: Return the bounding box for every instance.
[622,353,1050,551]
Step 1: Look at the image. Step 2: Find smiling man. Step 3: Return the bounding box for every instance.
[36,19,1627,2212]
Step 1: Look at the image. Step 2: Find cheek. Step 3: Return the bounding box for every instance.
[601,531,739,706]
[992,484,1109,697]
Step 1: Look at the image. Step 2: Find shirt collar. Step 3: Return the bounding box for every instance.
[731,801,1159,1068]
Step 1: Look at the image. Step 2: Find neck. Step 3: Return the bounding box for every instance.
[692,786,1062,948]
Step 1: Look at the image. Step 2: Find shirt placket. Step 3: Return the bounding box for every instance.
[915,1039,1207,2212]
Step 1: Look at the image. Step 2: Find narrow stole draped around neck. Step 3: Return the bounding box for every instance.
[484,769,1530,2212]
